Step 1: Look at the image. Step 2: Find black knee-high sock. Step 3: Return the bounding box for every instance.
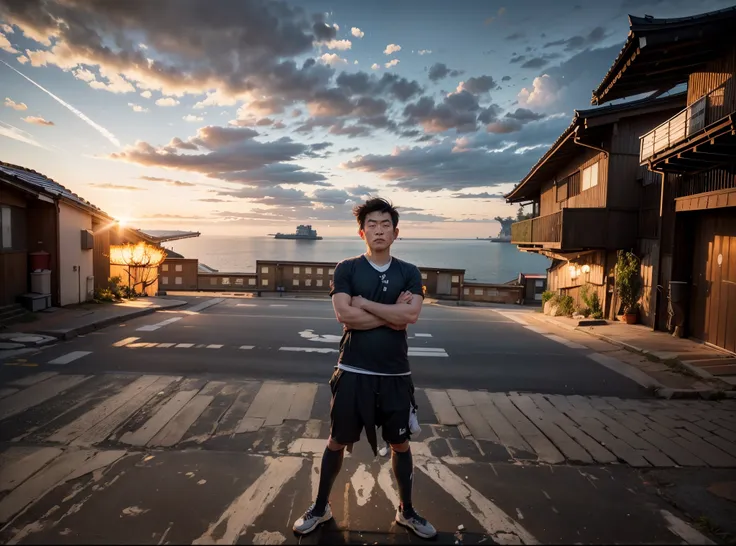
[314,447,344,514]
[392,447,413,514]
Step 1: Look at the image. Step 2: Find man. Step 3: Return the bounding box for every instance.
[293,197,437,539]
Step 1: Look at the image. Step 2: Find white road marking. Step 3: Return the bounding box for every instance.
[175,343,194,349]
[409,347,445,352]
[136,317,182,332]
[192,456,303,545]
[299,329,342,343]
[48,351,92,365]
[113,337,139,348]
[409,349,448,357]
[127,343,158,348]
[542,334,587,349]
[269,304,287,307]
[350,463,376,507]
[156,343,176,348]
[524,326,548,334]
[239,345,255,350]
[493,311,530,326]
[416,460,538,544]
[186,298,225,313]
[414,333,432,337]
[377,460,400,508]
[206,344,224,349]
[660,509,715,545]
[279,347,338,354]
[236,304,257,307]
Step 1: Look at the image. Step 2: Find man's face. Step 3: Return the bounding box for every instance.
[360,211,398,251]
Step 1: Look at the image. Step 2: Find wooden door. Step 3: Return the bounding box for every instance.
[437,273,452,295]
[690,210,736,353]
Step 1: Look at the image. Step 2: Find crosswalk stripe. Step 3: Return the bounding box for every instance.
[414,333,432,337]
[175,343,194,348]
[280,346,337,354]
[0,375,90,422]
[409,349,448,357]
[136,317,182,331]
[48,351,92,365]
[416,460,538,545]
[9,372,58,387]
[113,337,139,347]
[186,298,225,313]
[239,345,255,350]
[206,344,224,349]
[192,456,303,545]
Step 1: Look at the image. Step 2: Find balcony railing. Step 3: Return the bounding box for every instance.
[511,208,638,251]
[511,210,562,246]
[640,96,706,162]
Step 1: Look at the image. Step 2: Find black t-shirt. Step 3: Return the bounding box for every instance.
[329,254,424,375]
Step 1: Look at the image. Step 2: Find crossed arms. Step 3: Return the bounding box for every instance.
[332,291,423,331]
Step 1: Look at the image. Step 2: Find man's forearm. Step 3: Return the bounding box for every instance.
[342,313,387,330]
[361,300,418,324]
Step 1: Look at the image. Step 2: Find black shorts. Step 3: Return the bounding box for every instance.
[329,368,415,448]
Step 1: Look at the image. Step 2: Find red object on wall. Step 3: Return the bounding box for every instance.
[29,251,51,271]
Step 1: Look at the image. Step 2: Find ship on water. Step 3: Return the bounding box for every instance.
[273,224,323,240]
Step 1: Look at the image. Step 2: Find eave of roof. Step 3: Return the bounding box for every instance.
[591,5,736,105]
[504,92,687,203]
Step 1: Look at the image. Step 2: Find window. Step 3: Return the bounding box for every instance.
[316,279,323,287]
[305,279,312,286]
[305,267,312,274]
[210,277,217,285]
[235,278,244,285]
[175,277,182,285]
[222,278,230,285]
[248,278,256,285]
[0,205,25,251]
[162,276,169,284]
[463,287,469,295]
[317,268,323,274]
[556,180,568,202]
[175,264,182,272]
[293,279,300,286]
[474,288,483,295]
[1,206,11,249]
[451,275,460,283]
[328,268,335,275]
[261,266,269,274]
[162,264,169,272]
[582,162,599,191]
[262,279,268,286]
[421,272,427,280]
[293,266,300,274]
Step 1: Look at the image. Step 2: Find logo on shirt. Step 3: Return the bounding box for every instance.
[380,273,389,292]
[399,427,407,435]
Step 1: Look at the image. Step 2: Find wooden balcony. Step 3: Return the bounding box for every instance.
[640,95,706,163]
[511,208,638,251]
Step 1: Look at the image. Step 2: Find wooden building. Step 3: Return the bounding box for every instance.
[592,6,736,353]
[505,94,686,319]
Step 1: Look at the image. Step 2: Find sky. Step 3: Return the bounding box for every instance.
[0,0,731,238]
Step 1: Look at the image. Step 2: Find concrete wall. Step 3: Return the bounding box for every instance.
[159,258,199,291]
[462,283,523,304]
[58,202,94,306]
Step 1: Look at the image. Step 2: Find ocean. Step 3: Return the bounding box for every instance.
[167,236,550,283]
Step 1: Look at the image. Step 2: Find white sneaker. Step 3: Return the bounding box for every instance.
[409,406,421,435]
[396,507,437,538]
[293,503,332,535]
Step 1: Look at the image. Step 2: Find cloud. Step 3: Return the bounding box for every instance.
[418,49,432,55]
[323,39,351,50]
[197,198,232,202]
[505,32,524,40]
[510,55,526,64]
[183,114,204,122]
[128,103,148,113]
[456,75,498,94]
[155,97,180,107]
[517,74,561,109]
[385,59,400,69]
[193,90,240,109]
[544,27,607,52]
[0,121,48,148]
[428,63,463,82]
[384,44,401,55]
[501,75,511,82]
[0,60,120,146]
[4,97,27,110]
[141,90,152,99]
[351,27,364,38]
[371,63,380,70]
[0,30,17,53]
[139,176,196,187]
[215,163,330,186]
[320,53,348,66]
[90,183,146,191]
[451,192,504,199]
[335,71,423,102]
[403,90,490,134]
[486,107,546,134]
[22,115,54,126]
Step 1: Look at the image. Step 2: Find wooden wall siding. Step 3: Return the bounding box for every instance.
[539,148,606,215]
[547,253,606,311]
[688,209,736,353]
[687,44,736,124]
[0,253,26,306]
[639,177,661,240]
[26,200,59,305]
[638,238,660,328]
[92,222,110,291]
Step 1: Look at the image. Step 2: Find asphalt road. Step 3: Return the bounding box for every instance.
[3,297,648,397]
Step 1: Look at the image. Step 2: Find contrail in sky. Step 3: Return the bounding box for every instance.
[1,59,121,147]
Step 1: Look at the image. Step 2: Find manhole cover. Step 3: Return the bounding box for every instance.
[0,342,24,350]
[10,335,47,343]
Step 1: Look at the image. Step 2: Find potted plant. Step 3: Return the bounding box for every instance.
[614,250,642,324]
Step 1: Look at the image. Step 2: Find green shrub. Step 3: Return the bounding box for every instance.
[541,290,555,305]
[580,283,603,319]
[556,295,575,317]
[615,250,642,314]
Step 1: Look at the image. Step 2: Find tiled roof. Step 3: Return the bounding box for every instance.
[0,161,112,218]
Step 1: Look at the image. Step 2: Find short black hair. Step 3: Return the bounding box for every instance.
[352,197,399,229]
